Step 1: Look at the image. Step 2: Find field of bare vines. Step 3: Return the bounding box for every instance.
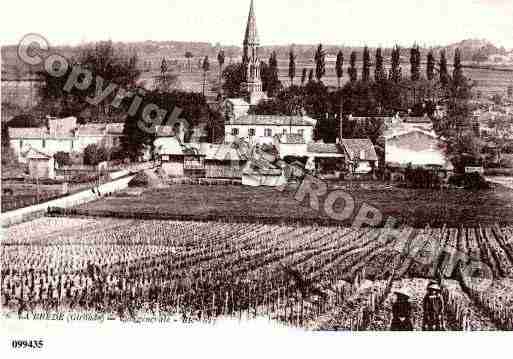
[2,217,513,330]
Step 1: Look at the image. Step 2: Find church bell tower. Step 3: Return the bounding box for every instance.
[242,0,265,105]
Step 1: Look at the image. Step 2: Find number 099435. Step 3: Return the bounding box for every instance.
[11,340,44,349]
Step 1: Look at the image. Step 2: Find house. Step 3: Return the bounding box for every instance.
[383,120,452,170]
[156,139,248,179]
[225,115,316,144]
[155,136,186,177]
[276,133,308,160]
[341,139,378,174]
[307,142,345,174]
[8,116,125,162]
[203,144,247,179]
[25,147,55,180]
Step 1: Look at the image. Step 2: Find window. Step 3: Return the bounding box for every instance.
[264,128,272,137]
[42,139,46,148]
[231,128,239,136]
[248,128,255,137]
[298,129,304,137]
[282,128,287,135]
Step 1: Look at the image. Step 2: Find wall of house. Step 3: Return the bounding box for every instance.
[161,157,184,177]
[225,124,313,143]
[354,160,373,174]
[278,143,308,159]
[386,132,438,152]
[28,158,53,179]
[205,161,245,179]
[10,135,118,162]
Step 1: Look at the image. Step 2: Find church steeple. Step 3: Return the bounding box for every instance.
[242,0,265,105]
[244,0,259,46]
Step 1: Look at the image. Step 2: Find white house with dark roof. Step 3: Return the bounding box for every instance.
[8,116,125,162]
[225,114,316,144]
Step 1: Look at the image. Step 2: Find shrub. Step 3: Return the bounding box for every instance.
[404,166,441,189]
[448,173,490,190]
[83,144,108,166]
[54,151,72,167]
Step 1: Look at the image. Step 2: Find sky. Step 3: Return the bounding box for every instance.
[1,0,512,49]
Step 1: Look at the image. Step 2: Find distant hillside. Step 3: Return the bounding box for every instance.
[1,38,510,80]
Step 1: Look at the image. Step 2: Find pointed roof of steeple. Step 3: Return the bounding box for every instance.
[244,0,259,46]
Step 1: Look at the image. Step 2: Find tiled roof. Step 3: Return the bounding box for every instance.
[106,123,124,135]
[155,126,177,137]
[77,124,105,136]
[307,142,341,154]
[231,115,316,127]
[155,137,184,155]
[226,98,250,107]
[341,139,378,161]
[280,133,305,144]
[8,127,47,139]
[203,144,245,161]
[25,147,53,159]
[8,121,123,139]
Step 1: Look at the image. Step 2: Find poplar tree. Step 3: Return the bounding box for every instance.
[362,46,371,82]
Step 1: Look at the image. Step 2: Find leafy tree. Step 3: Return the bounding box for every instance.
[439,50,449,87]
[335,50,344,88]
[54,151,72,167]
[184,51,194,72]
[426,50,435,81]
[389,45,402,83]
[217,50,225,84]
[122,90,221,159]
[288,48,296,86]
[161,57,168,75]
[261,53,282,97]
[374,48,386,83]
[221,63,246,98]
[202,56,210,95]
[301,68,308,86]
[453,48,465,88]
[83,144,108,166]
[348,51,358,83]
[301,68,307,85]
[362,46,371,82]
[314,44,326,82]
[410,44,421,82]
[492,93,503,105]
[38,41,140,119]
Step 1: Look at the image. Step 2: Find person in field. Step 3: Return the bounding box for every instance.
[422,282,445,331]
[391,289,413,331]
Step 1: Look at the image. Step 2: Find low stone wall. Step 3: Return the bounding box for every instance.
[1,175,135,227]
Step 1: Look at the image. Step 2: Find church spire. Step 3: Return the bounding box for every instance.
[244,0,259,46]
[242,0,265,105]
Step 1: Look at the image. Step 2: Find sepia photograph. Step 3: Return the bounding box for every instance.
[1,0,513,357]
